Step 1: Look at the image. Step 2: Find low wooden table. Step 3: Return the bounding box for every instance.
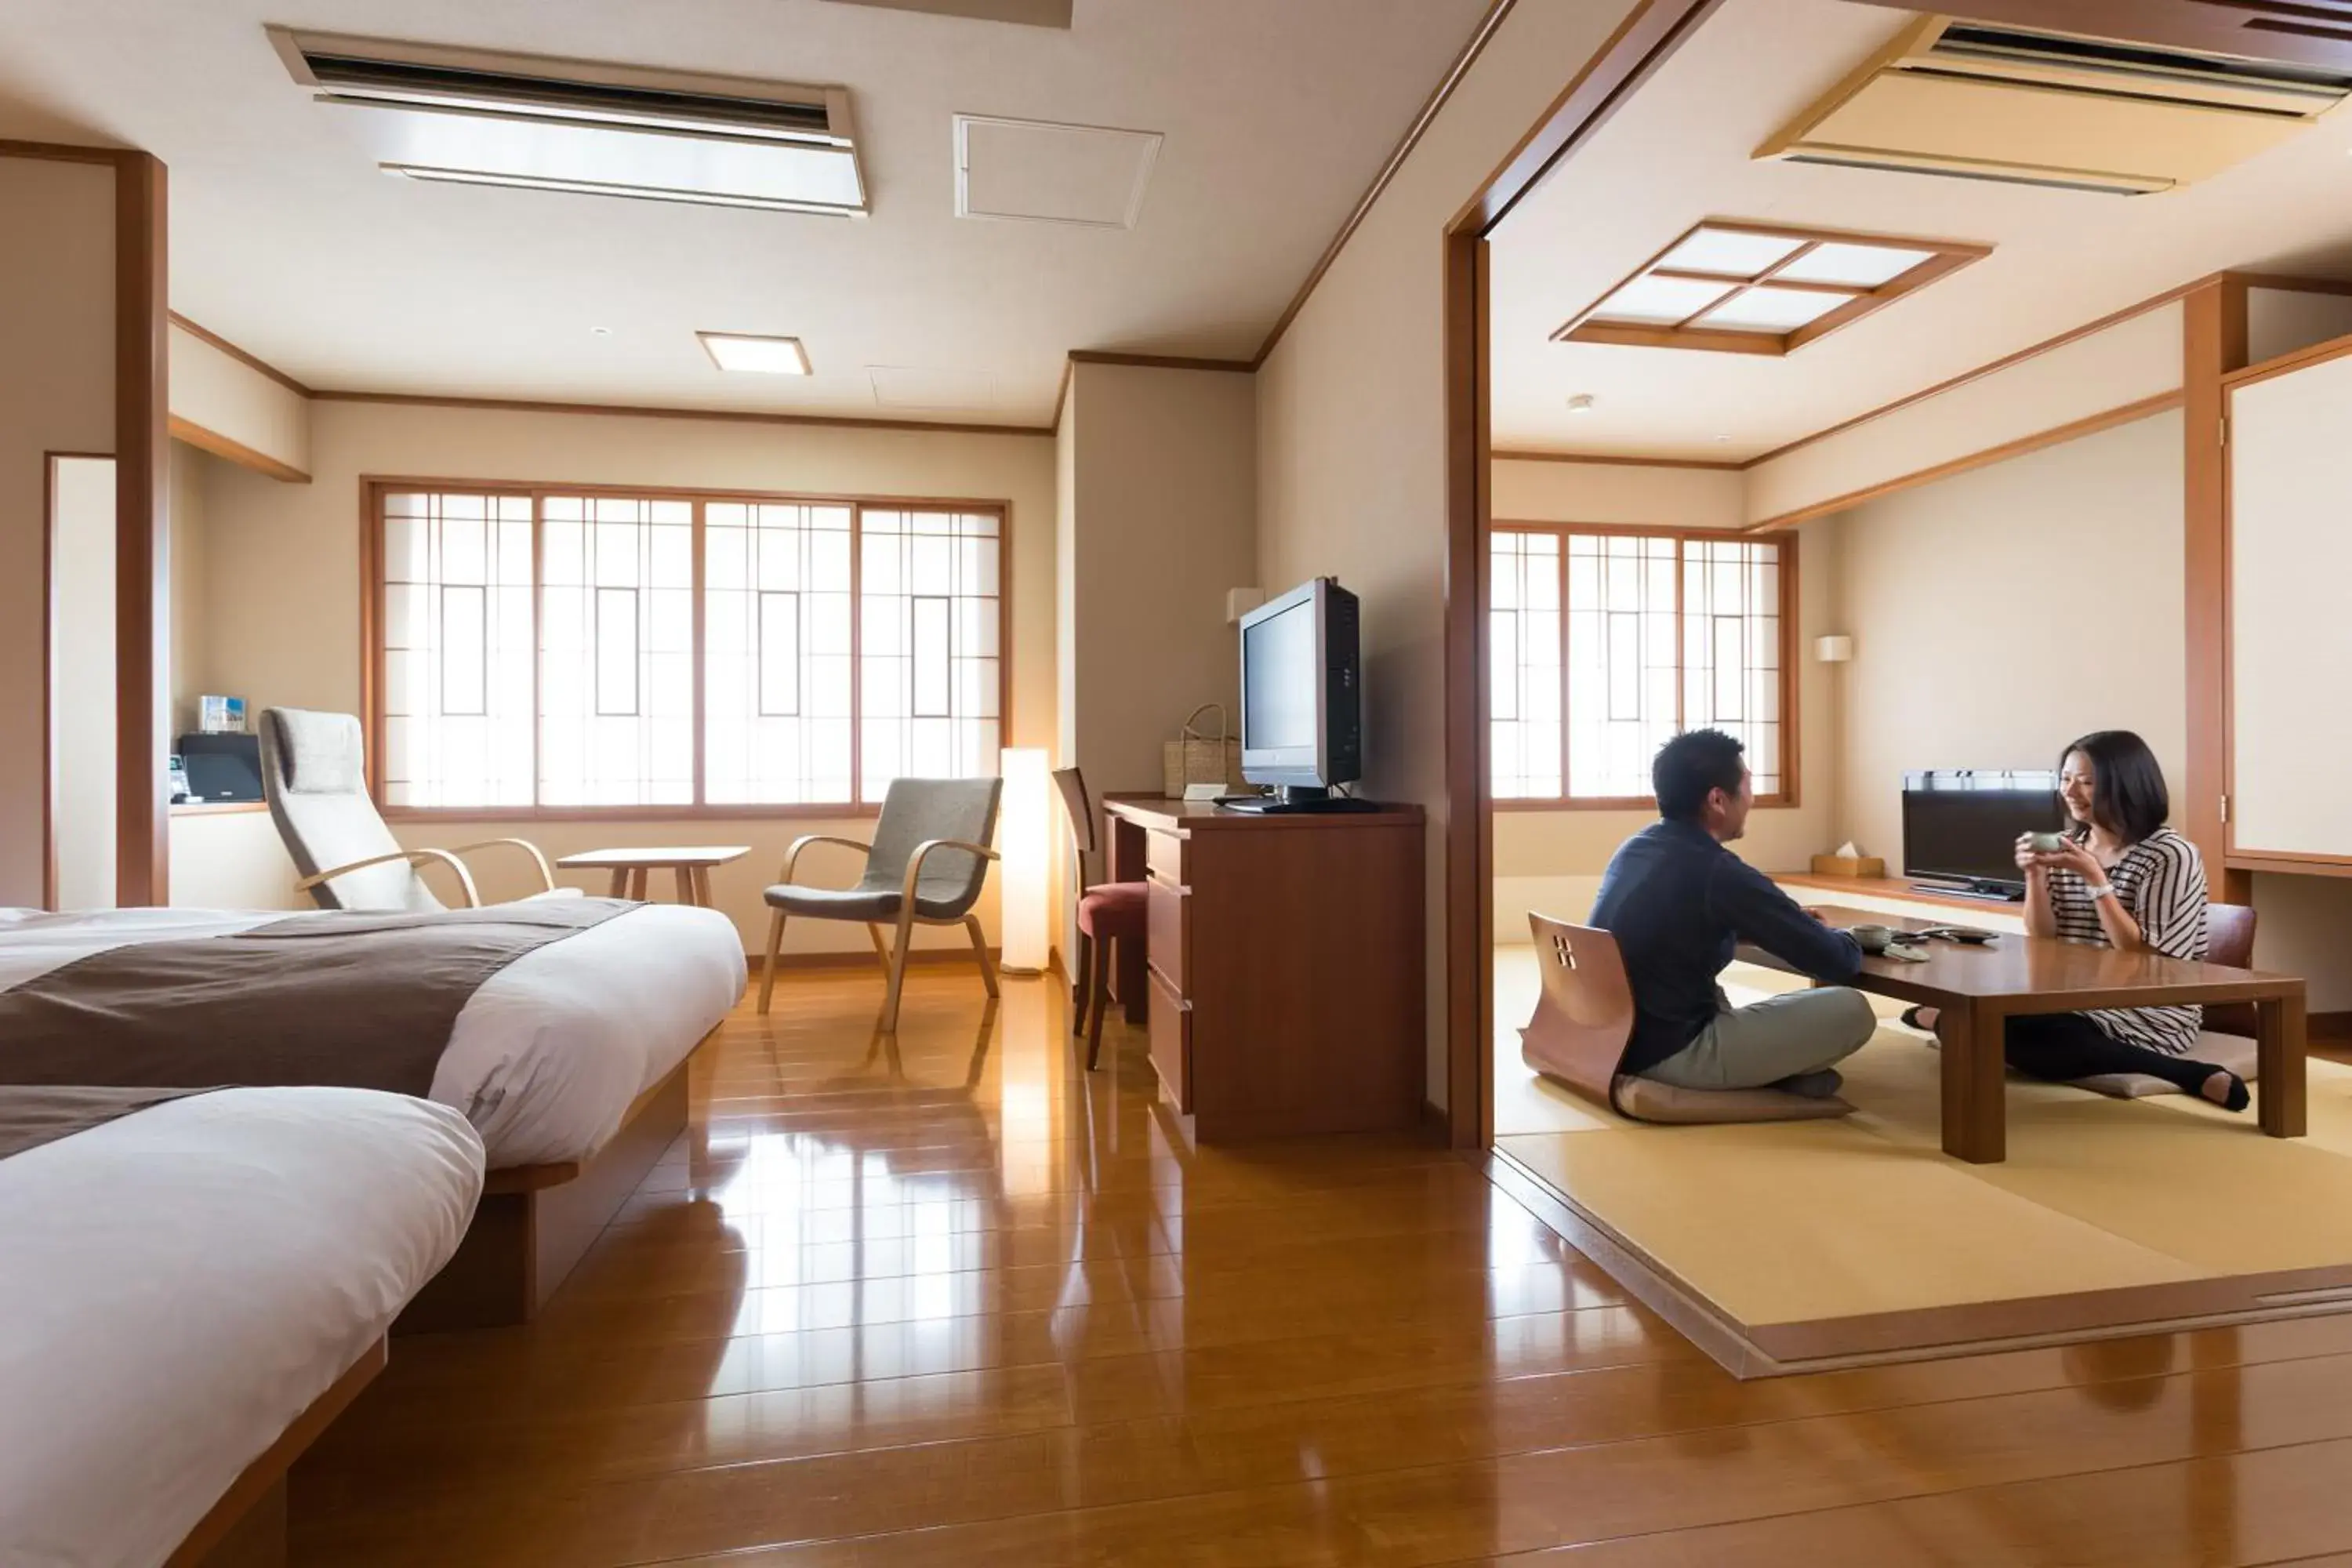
[554,846,749,906]
[1749,906,2307,1164]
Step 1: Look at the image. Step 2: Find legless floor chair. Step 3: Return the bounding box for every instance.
[1520,913,1853,1125]
[757,778,1003,1032]
[260,708,568,911]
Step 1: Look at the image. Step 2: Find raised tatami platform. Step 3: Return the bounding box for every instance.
[1494,949,2352,1377]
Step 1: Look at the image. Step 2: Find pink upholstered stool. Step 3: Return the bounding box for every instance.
[1076,880,1148,1070]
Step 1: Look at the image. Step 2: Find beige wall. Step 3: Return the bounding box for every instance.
[1491,456,1841,941]
[168,322,311,477]
[1062,361,1257,797]
[1833,409,2187,868]
[169,440,212,735]
[1745,303,2184,528]
[0,154,115,907]
[1492,457,1744,530]
[200,398,1057,953]
[1255,0,1646,1103]
[2248,287,2352,367]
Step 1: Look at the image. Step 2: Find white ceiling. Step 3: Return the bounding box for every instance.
[0,0,1490,423]
[1490,0,2352,462]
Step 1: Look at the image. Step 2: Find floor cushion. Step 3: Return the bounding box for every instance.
[2072,1031,2260,1099]
[1610,1074,1856,1125]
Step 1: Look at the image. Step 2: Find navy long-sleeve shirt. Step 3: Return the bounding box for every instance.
[1590,819,1864,1075]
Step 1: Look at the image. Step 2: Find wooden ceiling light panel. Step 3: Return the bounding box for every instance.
[1554,219,1991,356]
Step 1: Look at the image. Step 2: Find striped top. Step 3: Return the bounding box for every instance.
[2045,826,2209,1056]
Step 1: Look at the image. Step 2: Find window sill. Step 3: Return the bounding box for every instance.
[380,804,885,822]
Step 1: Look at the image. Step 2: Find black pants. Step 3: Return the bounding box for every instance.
[2004,1012,2224,1095]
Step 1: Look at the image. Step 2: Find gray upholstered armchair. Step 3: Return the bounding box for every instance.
[758,777,1003,1031]
[258,708,564,912]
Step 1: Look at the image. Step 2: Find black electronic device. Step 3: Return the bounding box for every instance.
[1225,576,1365,814]
[176,731,264,804]
[1900,771,2063,901]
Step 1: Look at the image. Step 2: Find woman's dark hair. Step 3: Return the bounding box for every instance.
[2062,730,2169,843]
[1653,728,1745,822]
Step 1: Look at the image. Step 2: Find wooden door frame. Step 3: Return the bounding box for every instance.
[1439,0,1728,1149]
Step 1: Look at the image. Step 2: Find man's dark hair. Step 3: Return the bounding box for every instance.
[1652,728,1746,822]
[2062,729,2170,843]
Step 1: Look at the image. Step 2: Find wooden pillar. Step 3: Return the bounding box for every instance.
[1442,227,1490,1149]
[114,151,169,908]
[2183,278,2251,906]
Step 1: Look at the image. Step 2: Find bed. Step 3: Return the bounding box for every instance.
[0,900,747,1327]
[0,1083,484,1567]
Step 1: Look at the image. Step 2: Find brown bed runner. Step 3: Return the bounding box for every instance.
[0,900,635,1094]
[0,1084,214,1159]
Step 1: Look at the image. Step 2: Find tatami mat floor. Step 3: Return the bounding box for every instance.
[1495,946,2352,1354]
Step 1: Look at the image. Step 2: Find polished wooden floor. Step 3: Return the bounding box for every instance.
[292,970,2352,1566]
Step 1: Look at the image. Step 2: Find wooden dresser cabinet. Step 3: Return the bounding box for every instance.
[1103,797,1425,1142]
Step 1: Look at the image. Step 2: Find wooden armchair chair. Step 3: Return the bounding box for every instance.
[259,708,563,911]
[757,777,1003,1032]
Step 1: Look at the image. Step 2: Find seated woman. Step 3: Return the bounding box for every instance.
[1904,729,2246,1111]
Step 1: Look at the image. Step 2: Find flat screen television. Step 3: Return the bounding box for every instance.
[1229,576,1363,812]
[1901,771,2064,899]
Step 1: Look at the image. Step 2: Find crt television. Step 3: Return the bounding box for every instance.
[1233,576,1362,808]
[1901,770,2064,899]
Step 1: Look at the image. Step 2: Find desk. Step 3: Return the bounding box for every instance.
[1104,796,1425,1142]
[554,846,748,906]
[1759,905,2307,1163]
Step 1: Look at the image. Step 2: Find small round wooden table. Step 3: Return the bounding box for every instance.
[555,846,750,907]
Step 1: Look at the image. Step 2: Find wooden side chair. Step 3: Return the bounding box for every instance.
[259,707,564,911]
[1519,913,1852,1124]
[1052,767,1145,1071]
[758,777,1002,1032]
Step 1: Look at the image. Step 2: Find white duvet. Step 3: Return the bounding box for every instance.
[0,902,747,1167]
[0,1086,485,1568]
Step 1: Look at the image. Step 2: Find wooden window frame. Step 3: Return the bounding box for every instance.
[1489,520,1798,813]
[360,476,1013,822]
[1555,218,1990,358]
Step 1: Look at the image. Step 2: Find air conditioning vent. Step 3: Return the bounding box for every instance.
[267,27,868,216]
[1757,14,2350,195]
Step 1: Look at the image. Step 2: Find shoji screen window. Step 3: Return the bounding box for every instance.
[539,496,695,806]
[858,508,1002,804]
[379,491,535,808]
[1682,535,1785,799]
[703,501,855,805]
[1490,524,1795,808]
[1490,530,1563,799]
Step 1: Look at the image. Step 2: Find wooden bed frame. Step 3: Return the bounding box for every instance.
[393,1036,703,1334]
[167,1335,387,1568]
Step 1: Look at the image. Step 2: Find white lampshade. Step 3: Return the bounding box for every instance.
[997,747,1049,975]
[1815,634,1853,663]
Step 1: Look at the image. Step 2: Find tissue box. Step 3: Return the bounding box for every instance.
[1810,854,1885,880]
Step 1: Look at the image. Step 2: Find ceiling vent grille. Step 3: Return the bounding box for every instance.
[267,27,867,216]
[1757,14,2352,195]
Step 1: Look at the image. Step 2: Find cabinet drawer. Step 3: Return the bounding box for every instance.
[1144,829,1185,886]
[1147,963,1192,1112]
[1146,879,1188,992]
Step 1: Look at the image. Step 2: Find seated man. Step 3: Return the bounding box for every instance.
[1592,728,1878,1095]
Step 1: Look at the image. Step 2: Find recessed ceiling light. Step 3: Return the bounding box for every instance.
[699,332,813,376]
[590,325,612,337]
[1566,394,1597,415]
